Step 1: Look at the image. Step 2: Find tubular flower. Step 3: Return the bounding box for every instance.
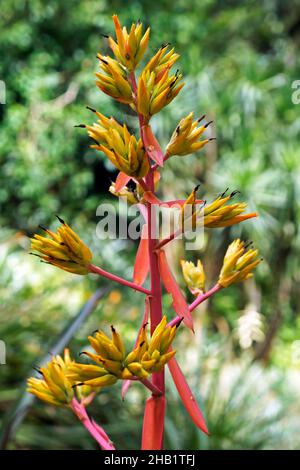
[109,182,138,204]
[86,112,149,177]
[68,325,126,387]
[166,112,212,157]
[180,185,205,231]
[68,318,178,386]
[30,217,93,275]
[181,259,206,296]
[124,316,177,378]
[218,239,261,288]
[201,191,258,228]
[144,44,179,75]
[96,54,133,105]
[137,67,184,121]
[27,349,75,407]
[108,15,150,71]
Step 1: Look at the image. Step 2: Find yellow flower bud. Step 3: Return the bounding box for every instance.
[87,112,149,177]
[181,259,206,296]
[96,54,133,105]
[67,362,108,383]
[70,317,179,386]
[89,329,125,362]
[144,44,179,75]
[166,112,211,157]
[108,15,150,71]
[80,374,118,388]
[203,192,258,228]
[127,362,149,379]
[218,239,261,288]
[30,218,92,275]
[137,67,184,121]
[27,349,75,407]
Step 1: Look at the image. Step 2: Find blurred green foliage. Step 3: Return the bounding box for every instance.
[1,0,300,450]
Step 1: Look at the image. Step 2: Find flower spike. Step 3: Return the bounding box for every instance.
[166,112,211,157]
[137,67,184,121]
[27,349,95,406]
[30,220,93,275]
[181,259,206,296]
[218,239,261,288]
[201,193,258,228]
[108,15,150,71]
[86,112,149,177]
[67,317,178,385]
[144,44,179,75]
[96,54,134,105]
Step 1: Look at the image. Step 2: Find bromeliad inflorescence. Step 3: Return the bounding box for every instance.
[28,14,261,450]
[67,316,177,385]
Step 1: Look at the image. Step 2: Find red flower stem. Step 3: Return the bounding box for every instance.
[130,69,165,449]
[129,71,144,129]
[133,378,163,396]
[189,283,222,312]
[167,284,222,327]
[88,264,151,295]
[155,228,181,250]
[70,398,115,450]
[151,153,170,171]
[136,177,151,193]
[146,173,165,449]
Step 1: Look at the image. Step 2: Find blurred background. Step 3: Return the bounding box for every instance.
[1,0,300,450]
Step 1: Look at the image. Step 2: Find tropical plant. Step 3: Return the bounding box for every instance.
[25,15,262,450]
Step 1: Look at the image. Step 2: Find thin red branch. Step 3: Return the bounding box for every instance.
[130,377,163,397]
[135,177,151,193]
[167,284,222,327]
[189,283,222,312]
[70,398,115,450]
[88,264,151,295]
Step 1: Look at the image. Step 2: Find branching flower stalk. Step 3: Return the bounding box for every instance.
[28,15,261,450]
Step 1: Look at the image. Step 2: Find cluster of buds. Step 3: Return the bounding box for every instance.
[108,15,150,71]
[180,239,260,296]
[166,112,212,157]
[144,44,179,75]
[202,190,257,228]
[96,54,133,105]
[95,15,150,104]
[123,316,177,379]
[137,46,184,120]
[181,259,206,296]
[86,111,149,177]
[67,317,178,386]
[218,239,261,288]
[177,187,256,232]
[27,349,95,407]
[30,217,92,275]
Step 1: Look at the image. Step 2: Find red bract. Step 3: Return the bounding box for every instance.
[133,223,150,286]
[168,357,209,435]
[115,171,131,192]
[141,395,166,449]
[158,249,194,331]
[141,124,164,167]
